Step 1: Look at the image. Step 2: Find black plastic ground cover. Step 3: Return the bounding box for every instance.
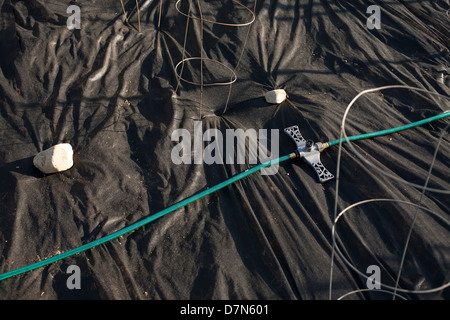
[0,0,449,300]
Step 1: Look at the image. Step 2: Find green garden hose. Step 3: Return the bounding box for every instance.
[327,111,450,148]
[0,154,294,281]
[0,111,448,281]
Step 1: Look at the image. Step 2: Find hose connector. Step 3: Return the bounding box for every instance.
[284,125,334,183]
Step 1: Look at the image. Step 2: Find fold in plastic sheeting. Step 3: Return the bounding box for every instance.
[0,0,449,300]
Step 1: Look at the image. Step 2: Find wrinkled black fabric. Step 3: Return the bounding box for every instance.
[0,0,449,300]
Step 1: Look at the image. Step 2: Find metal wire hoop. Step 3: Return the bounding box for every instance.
[174,57,238,87]
[175,0,256,27]
[339,85,450,194]
[337,288,408,300]
[331,198,450,295]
